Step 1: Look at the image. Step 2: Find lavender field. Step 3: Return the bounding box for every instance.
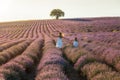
[0,17,120,80]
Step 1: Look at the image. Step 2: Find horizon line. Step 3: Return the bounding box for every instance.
[0,16,120,23]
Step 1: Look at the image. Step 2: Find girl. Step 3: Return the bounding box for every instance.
[73,37,79,47]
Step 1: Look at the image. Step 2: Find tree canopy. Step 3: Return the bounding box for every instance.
[50,9,64,19]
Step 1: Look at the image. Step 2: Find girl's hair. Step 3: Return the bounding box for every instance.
[75,37,78,41]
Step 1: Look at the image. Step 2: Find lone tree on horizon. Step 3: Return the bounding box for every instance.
[50,9,64,19]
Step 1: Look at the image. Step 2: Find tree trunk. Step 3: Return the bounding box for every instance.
[56,16,59,19]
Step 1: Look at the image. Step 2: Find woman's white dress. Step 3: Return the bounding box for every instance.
[56,37,63,48]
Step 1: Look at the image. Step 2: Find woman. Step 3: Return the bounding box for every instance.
[56,32,63,49]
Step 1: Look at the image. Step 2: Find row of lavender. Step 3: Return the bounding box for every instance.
[0,21,38,40]
[0,35,44,80]
[0,39,33,65]
[78,32,120,50]
[35,34,69,80]
[63,37,120,80]
[0,20,67,40]
[75,39,120,71]
[69,17,120,32]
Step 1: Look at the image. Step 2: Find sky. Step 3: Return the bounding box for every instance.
[0,0,120,22]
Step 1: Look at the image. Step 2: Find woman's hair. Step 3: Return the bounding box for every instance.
[59,32,62,38]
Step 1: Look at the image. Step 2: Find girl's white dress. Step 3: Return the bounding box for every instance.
[56,37,63,48]
[73,41,78,47]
